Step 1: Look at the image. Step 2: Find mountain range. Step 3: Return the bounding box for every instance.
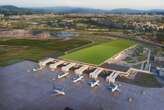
[0,5,164,15]
[0,5,33,15]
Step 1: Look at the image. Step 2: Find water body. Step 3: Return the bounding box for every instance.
[32,30,44,36]
[50,32,76,38]
[32,30,77,39]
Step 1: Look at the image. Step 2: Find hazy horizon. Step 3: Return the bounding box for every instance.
[0,0,164,10]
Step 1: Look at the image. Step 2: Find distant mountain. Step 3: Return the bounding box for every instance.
[147,9,164,15]
[33,6,108,14]
[0,5,20,10]
[0,5,33,15]
[0,5,164,15]
[110,8,143,14]
[110,8,164,14]
[35,7,164,15]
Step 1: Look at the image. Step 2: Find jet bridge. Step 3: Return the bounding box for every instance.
[58,63,77,79]
[73,65,89,83]
[106,71,120,83]
[89,68,104,80]
[89,68,104,87]
[33,58,56,71]
[74,65,89,76]
[39,58,56,68]
[61,63,77,72]
[49,60,65,70]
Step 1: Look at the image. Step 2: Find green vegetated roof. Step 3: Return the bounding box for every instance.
[61,39,135,65]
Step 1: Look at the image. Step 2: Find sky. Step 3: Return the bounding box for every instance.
[0,0,163,9]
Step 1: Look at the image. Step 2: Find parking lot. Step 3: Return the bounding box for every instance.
[0,61,164,110]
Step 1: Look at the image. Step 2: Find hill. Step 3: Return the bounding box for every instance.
[0,5,164,15]
[0,5,32,15]
[38,7,164,14]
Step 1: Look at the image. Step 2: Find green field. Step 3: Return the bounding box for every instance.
[61,39,135,65]
[118,73,163,88]
[0,39,90,66]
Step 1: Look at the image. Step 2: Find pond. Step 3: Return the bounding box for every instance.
[32,31,77,39]
[32,30,44,36]
[50,31,76,38]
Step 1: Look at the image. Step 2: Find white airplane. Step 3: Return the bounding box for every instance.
[90,80,100,88]
[108,83,119,92]
[73,76,84,83]
[52,89,65,96]
[57,72,70,79]
[32,67,42,72]
[111,85,119,92]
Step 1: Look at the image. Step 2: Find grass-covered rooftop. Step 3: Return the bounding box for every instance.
[61,39,136,65]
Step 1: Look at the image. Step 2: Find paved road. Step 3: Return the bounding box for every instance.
[0,61,164,110]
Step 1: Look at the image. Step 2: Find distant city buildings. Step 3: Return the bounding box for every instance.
[132,22,164,31]
[0,14,4,18]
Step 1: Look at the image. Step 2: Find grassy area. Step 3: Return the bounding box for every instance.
[61,39,135,65]
[118,73,163,88]
[0,39,91,66]
[133,74,163,87]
